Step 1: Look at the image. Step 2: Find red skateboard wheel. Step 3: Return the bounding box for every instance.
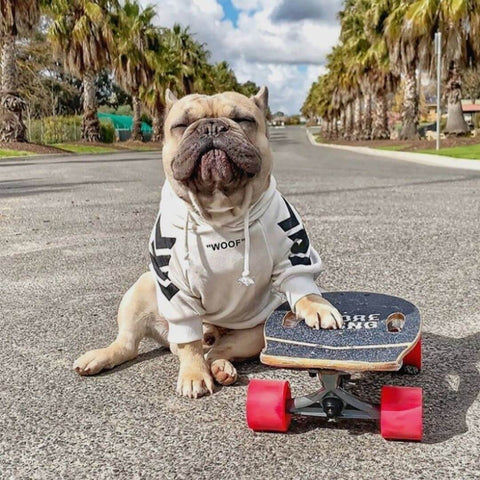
[380,385,423,441]
[246,379,292,432]
[403,337,422,370]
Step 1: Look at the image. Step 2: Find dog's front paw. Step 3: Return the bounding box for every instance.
[295,294,343,330]
[177,361,215,398]
[73,348,113,376]
[210,359,238,386]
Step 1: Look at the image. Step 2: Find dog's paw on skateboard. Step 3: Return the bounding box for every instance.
[296,294,343,330]
[210,359,238,386]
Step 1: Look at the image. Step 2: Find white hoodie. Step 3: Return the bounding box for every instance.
[149,176,322,344]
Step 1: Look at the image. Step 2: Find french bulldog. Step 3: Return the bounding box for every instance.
[73,87,342,398]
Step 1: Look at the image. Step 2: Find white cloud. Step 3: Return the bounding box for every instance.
[231,0,263,10]
[232,61,326,113]
[146,0,340,113]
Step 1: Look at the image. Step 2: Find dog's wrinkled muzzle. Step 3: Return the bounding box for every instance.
[170,119,262,184]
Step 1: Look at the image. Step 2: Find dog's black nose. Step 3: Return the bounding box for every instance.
[199,119,229,137]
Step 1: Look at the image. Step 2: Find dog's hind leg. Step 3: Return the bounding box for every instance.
[204,323,265,386]
[74,271,165,375]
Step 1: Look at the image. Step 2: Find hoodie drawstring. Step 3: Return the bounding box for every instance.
[184,210,191,266]
[237,208,254,287]
[185,184,255,287]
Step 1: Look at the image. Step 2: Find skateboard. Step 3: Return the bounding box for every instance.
[246,292,423,441]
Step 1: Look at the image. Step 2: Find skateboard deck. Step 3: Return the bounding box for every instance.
[261,292,421,372]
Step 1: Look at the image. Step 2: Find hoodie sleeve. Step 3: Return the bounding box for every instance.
[266,193,323,312]
[148,212,205,344]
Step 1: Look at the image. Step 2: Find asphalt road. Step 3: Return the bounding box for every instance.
[1,127,479,479]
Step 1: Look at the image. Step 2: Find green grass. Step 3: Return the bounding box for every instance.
[119,144,158,151]
[376,145,407,151]
[0,149,33,158]
[53,143,119,154]
[416,143,480,160]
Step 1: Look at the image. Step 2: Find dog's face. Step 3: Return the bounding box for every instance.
[162,88,273,221]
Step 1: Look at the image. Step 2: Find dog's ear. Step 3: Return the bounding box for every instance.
[165,89,178,112]
[252,86,269,116]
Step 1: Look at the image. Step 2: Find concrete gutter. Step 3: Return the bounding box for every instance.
[0,149,161,163]
[306,128,480,172]
[0,153,66,163]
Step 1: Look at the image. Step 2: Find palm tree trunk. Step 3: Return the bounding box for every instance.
[333,115,339,139]
[0,33,27,142]
[352,96,362,140]
[1,33,16,92]
[362,93,372,140]
[183,76,194,95]
[344,102,353,140]
[132,95,143,141]
[340,109,346,138]
[325,119,331,139]
[400,64,419,140]
[152,106,164,142]
[444,61,469,136]
[372,90,390,139]
[81,71,100,142]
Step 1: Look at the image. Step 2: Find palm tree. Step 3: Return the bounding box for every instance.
[0,0,39,142]
[238,81,260,97]
[361,0,399,139]
[142,27,181,142]
[384,0,421,140]
[404,0,480,135]
[339,0,368,140]
[164,24,210,96]
[48,0,117,142]
[111,0,157,141]
[204,61,239,94]
[329,45,355,140]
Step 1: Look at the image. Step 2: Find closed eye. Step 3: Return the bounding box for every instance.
[233,117,256,126]
[172,123,188,130]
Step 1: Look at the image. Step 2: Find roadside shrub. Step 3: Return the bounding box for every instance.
[116,104,133,116]
[474,113,480,130]
[28,115,82,144]
[98,106,117,114]
[100,119,115,143]
[140,113,152,126]
[440,116,447,131]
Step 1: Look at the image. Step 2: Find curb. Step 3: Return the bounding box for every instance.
[0,149,161,163]
[306,129,480,172]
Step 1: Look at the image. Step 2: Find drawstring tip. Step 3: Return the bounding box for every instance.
[238,275,255,287]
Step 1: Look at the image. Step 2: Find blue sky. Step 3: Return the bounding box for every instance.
[218,0,239,27]
[148,0,342,114]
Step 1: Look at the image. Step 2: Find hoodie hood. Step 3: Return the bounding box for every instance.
[160,175,278,232]
[160,176,278,287]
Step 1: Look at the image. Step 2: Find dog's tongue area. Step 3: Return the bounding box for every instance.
[199,149,234,183]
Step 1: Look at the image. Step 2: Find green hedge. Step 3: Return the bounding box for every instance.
[28,115,118,144]
[28,115,82,144]
[99,119,115,143]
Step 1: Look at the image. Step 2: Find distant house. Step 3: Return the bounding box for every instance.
[461,103,480,127]
[271,114,287,126]
[425,103,439,122]
[425,100,480,126]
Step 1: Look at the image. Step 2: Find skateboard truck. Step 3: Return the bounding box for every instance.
[288,370,379,422]
[247,370,422,440]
